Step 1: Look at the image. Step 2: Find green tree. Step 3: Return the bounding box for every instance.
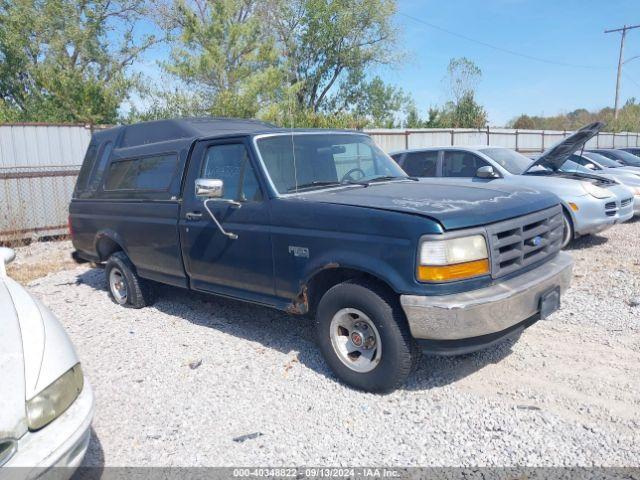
[511,114,536,129]
[264,0,402,119]
[0,0,153,124]
[445,57,482,104]
[161,0,281,118]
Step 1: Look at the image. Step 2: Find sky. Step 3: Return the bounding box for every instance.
[384,0,640,125]
[131,0,640,126]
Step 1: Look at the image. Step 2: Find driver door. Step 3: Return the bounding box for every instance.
[179,138,275,301]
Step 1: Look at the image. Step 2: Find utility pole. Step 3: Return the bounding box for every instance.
[605,24,640,119]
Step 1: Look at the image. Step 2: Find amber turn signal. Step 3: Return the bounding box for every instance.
[417,259,490,282]
[569,202,579,212]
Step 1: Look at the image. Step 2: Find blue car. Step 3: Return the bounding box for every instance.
[69,118,573,392]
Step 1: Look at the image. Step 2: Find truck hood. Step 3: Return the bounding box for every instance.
[526,122,604,173]
[302,180,559,230]
[0,276,79,440]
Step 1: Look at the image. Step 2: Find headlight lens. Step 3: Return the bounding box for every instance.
[581,181,613,199]
[26,363,83,431]
[417,235,490,282]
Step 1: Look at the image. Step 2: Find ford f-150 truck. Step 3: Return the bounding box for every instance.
[69,118,573,392]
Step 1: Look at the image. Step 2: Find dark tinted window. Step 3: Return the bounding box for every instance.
[596,150,640,166]
[74,143,99,195]
[201,144,262,201]
[104,154,178,191]
[442,151,489,177]
[403,151,438,177]
[87,141,114,192]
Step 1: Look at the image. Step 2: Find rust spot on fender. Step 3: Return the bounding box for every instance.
[286,285,309,315]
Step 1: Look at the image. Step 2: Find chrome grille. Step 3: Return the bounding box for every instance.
[621,197,633,207]
[486,206,563,278]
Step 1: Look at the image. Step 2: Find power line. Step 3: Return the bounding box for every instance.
[398,11,610,70]
[623,71,640,90]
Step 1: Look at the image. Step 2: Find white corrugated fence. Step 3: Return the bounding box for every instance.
[1,123,639,242]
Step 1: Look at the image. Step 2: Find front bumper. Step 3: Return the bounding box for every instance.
[400,252,573,342]
[634,196,640,216]
[5,381,94,477]
[569,196,630,237]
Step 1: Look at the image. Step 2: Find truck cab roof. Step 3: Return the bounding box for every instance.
[95,117,362,150]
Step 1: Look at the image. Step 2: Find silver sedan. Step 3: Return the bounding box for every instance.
[391,123,635,248]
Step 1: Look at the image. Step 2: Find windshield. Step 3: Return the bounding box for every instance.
[255,133,406,193]
[558,160,595,175]
[597,150,640,167]
[583,152,622,168]
[478,148,533,174]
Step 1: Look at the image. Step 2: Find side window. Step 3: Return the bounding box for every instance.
[74,143,99,196]
[442,151,489,177]
[104,154,178,191]
[201,144,262,201]
[569,154,587,166]
[87,141,114,192]
[402,151,438,177]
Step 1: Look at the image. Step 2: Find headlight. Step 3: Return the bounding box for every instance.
[26,363,83,430]
[581,181,613,199]
[417,234,490,282]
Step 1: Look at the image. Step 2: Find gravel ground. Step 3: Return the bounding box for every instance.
[19,219,640,467]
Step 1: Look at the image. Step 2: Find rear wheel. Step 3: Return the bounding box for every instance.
[315,279,418,393]
[105,251,154,308]
[561,210,574,248]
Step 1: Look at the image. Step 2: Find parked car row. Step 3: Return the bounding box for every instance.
[390,123,639,248]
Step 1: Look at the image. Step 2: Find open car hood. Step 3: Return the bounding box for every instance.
[525,122,604,173]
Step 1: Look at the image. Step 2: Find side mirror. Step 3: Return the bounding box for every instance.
[195,178,224,198]
[0,247,16,277]
[476,165,499,179]
[585,163,596,170]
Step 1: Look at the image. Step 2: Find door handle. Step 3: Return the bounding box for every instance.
[185,212,203,220]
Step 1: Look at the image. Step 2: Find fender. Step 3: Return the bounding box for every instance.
[94,229,128,261]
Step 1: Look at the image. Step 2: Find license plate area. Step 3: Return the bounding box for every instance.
[539,286,561,319]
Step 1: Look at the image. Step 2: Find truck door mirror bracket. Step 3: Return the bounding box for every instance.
[195,178,241,240]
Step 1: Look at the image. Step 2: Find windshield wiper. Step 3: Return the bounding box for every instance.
[287,181,342,192]
[355,175,419,186]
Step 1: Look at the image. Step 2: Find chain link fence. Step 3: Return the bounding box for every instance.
[0,165,80,245]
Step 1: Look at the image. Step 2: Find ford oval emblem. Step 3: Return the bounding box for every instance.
[528,236,543,247]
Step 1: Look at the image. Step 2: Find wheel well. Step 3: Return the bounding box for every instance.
[96,236,123,261]
[304,267,396,315]
[561,205,575,235]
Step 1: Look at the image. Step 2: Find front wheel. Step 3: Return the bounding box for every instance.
[315,279,418,393]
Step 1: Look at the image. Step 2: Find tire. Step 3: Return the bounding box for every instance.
[105,251,154,308]
[561,210,574,249]
[315,279,418,393]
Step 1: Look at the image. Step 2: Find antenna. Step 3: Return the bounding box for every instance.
[289,86,299,193]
